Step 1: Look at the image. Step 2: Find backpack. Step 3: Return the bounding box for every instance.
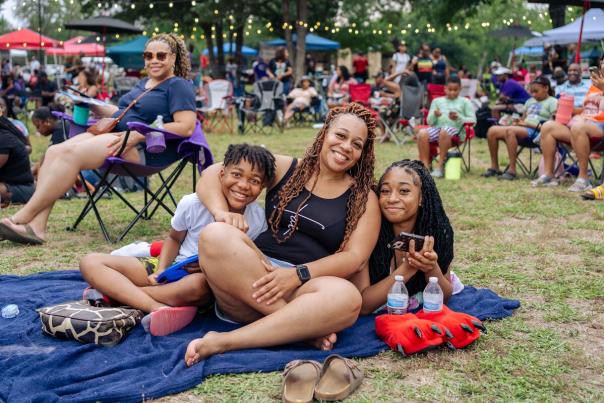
[474,105,493,139]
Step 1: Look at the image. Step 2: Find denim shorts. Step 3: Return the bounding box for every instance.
[6,183,35,204]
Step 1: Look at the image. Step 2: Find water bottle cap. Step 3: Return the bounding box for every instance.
[394,275,404,281]
[429,276,438,283]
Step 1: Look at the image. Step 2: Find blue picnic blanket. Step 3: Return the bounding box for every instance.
[0,270,519,403]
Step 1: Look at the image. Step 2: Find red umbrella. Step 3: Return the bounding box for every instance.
[0,28,59,49]
[46,36,104,56]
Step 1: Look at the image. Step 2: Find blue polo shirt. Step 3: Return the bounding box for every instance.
[113,76,196,132]
[500,79,530,104]
[555,79,590,108]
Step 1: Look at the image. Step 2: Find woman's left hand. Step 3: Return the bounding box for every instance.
[107,131,143,157]
[408,236,438,273]
[252,261,301,305]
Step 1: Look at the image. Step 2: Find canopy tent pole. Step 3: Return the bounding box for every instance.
[575,1,590,63]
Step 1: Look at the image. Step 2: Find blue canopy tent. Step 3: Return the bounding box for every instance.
[264,33,340,51]
[514,46,542,56]
[524,8,604,46]
[106,35,148,69]
[202,43,257,56]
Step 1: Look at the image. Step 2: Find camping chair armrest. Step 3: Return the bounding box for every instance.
[463,122,475,140]
[126,121,188,141]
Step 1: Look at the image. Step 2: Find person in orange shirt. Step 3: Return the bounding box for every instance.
[532,54,604,192]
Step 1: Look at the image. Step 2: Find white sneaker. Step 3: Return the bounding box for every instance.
[431,168,444,178]
[531,175,559,187]
[110,241,151,257]
[567,178,592,193]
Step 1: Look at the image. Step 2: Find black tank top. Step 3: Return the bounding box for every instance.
[254,159,350,265]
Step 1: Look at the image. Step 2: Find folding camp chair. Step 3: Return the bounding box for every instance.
[198,79,235,133]
[427,123,475,172]
[348,83,401,142]
[52,112,213,242]
[237,80,285,135]
[557,136,604,183]
[394,73,425,145]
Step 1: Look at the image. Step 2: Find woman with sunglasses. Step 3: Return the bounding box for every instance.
[0,34,197,245]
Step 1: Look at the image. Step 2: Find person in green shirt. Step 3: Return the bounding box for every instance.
[483,75,557,180]
[416,76,476,177]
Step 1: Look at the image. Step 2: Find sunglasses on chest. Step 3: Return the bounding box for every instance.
[143,51,171,61]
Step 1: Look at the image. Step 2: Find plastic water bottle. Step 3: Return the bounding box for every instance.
[423,277,443,312]
[1,304,19,318]
[387,275,409,315]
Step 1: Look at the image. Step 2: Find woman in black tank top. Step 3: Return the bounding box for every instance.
[349,160,455,315]
[184,103,381,366]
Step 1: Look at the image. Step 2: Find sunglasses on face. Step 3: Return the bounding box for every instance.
[143,51,171,61]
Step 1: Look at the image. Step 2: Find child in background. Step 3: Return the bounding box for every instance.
[483,76,557,180]
[79,144,276,336]
[416,76,476,177]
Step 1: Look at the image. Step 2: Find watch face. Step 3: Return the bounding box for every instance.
[297,265,310,282]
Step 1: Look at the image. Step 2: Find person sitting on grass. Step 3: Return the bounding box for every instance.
[283,76,318,125]
[0,116,35,209]
[79,144,275,336]
[416,76,476,178]
[350,160,454,315]
[532,54,604,192]
[483,76,557,180]
[184,103,380,367]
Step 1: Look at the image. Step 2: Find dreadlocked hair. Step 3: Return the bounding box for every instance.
[146,34,191,79]
[269,102,377,250]
[368,159,454,284]
[223,143,277,185]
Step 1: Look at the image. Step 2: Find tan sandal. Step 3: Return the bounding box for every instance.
[282,360,322,403]
[314,354,363,401]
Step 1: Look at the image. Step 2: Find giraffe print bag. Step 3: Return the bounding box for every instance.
[37,301,143,347]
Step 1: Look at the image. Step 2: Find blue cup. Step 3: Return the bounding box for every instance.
[73,104,90,126]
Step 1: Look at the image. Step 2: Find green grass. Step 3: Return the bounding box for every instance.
[2,128,604,402]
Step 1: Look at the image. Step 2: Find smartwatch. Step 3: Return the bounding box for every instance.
[295,264,311,284]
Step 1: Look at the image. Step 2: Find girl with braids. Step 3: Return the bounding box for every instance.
[0,34,197,245]
[185,103,381,366]
[352,159,454,315]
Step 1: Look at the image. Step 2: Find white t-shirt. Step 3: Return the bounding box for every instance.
[392,52,410,76]
[170,193,267,261]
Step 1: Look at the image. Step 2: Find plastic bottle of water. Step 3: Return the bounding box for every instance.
[147,115,166,153]
[387,275,409,315]
[423,277,443,312]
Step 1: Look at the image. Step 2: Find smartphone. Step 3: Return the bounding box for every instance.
[589,66,599,75]
[387,231,425,252]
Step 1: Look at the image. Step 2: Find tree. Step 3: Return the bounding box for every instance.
[13,0,82,40]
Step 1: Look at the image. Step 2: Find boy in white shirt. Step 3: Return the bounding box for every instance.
[79,144,276,336]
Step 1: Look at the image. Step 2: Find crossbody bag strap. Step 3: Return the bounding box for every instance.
[114,77,171,123]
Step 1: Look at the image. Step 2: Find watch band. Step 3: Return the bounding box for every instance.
[295,264,311,284]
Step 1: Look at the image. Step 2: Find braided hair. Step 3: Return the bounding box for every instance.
[368,159,454,285]
[269,102,377,250]
[223,143,276,185]
[146,34,191,79]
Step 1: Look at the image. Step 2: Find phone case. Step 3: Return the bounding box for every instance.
[156,255,199,284]
[387,232,425,252]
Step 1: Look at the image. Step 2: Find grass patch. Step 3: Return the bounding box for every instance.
[4,129,604,401]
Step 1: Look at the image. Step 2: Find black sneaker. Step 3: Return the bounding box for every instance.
[497,171,517,181]
[481,168,502,178]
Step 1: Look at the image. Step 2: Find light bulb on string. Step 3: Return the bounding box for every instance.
[130,4,135,9]
[169,2,173,7]
[149,4,153,8]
